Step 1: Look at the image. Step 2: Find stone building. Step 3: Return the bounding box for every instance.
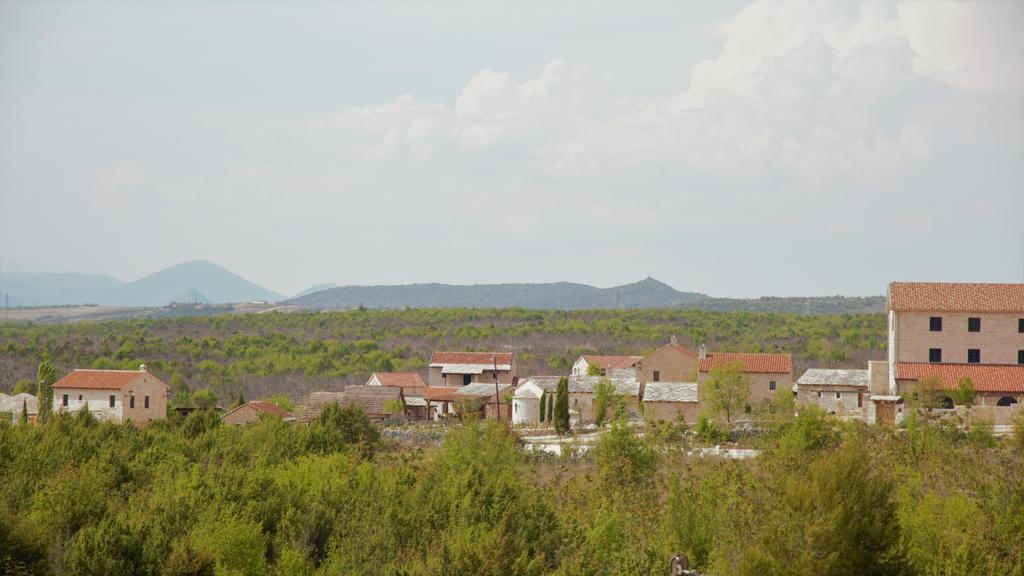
[51,365,169,426]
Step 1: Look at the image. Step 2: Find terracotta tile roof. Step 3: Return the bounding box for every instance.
[894,363,1024,393]
[423,386,462,403]
[583,355,644,370]
[888,282,1024,313]
[52,369,167,390]
[370,372,426,388]
[430,351,513,366]
[222,401,293,421]
[698,352,793,374]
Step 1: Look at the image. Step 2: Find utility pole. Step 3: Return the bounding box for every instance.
[492,355,501,421]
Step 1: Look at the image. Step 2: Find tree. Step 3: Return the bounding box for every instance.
[700,361,749,424]
[263,394,295,412]
[233,391,246,409]
[593,378,621,427]
[36,360,56,422]
[19,399,28,425]
[539,391,547,424]
[554,377,570,434]
[192,389,218,409]
[586,363,603,376]
[952,377,976,407]
[11,379,34,395]
[547,390,554,423]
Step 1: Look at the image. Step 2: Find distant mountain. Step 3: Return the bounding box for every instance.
[293,283,339,298]
[0,260,284,306]
[288,277,707,310]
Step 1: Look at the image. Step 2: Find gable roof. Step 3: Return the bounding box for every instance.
[643,382,698,403]
[369,372,426,388]
[52,369,167,390]
[581,355,644,370]
[888,282,1024,313]
[894,363,1024,393]
[430,351,513,367]
[698,352,792,374]
[796,369,870,388]
[513,382,545,399]
[221,400,293,420]
[300,387,404,422]
[649,340,697,359]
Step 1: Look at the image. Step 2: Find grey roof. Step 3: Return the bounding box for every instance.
[797,369,870,388]
[454,383,512,397]
[521,374,640,397]
[0,393,38,414]
[404,395,427,407]
[300,387,404,422]
[643,382,699,403]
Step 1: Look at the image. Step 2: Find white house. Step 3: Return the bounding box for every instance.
[511,381,544,426]
[571,354,643,377]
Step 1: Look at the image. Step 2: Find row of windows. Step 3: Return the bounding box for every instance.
[651,370,779,391]
[930,317,1024,333]
[928,348,1024,364]
[61,394,150,408]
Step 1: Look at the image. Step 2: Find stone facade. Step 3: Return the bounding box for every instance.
[892,311,1024,366]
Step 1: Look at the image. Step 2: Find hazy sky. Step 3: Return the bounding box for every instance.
[2,1,1022,297]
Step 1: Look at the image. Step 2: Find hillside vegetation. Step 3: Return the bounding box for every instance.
[1,308,885,403]
[1,408,1021,575]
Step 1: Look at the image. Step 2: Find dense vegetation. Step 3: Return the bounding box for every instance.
[0,308,886,404]
[1,406,1021,575]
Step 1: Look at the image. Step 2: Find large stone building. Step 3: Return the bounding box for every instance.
[886,282,1024,421]
[635,337,698,389]
[428,351,516,387]
[51,365,169,426]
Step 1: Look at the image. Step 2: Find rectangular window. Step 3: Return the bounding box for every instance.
[462,374,472,386]
[62,394,68,407]
[130,396,135,409]
[109,395,115,408]
[653,370,660,382]
[78,395,82,401]
[968,317,981,332]
[929,348,942,363]
[929,316,942,331]
[968,349,981,364]
[1019,319,1024,333]
[1019,350,1024,365]
[836,392,841,399]
[144,396,150,409]
[769,381,777,391]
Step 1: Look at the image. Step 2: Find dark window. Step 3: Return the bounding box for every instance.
[1019,319,1024,333]
[78,395,82,401]
[968,317,981,332]
[62,394,68,407]
[929,348,942,363]
[109,395,116,408]
[653,370,660,382]
[929,317,942,331]
[836,392,842,399]
[968,349,981,364]
[769,381,777,391]
[1018,350,1024,365]
[144,396,150,409]
[462,374,472,386]
[130,396,135,409]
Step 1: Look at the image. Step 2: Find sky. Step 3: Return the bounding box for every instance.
[1,0,1022,298]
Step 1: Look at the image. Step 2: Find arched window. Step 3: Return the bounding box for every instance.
[996,396,1019,407]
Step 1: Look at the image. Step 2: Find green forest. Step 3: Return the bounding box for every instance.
[0,308,886,404]
[2,405,1022,575]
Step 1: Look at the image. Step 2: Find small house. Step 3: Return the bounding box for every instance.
[51,365,169,426]
[795,369,869,415]
[428,351,516,387]
[454,382,513,421]
[571,355,643,377]
[300,387,405,423]
[0,392,38,424]
[221,401,294,425]
[642,382,700,423]
[511,381,544,426]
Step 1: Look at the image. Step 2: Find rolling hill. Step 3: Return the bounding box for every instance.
[0,261,284,306]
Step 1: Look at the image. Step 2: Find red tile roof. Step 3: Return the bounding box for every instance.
[698,352,793,374]
[888,282,1024,313]
[423,386,462,402]
[894,363,1024,393]
[52,369,164,390]
[583,355,644,370]
[430,351,513,365]
[371,372,426,388]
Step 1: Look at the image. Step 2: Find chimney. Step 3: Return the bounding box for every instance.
[698,343,707,360]
[139,364,147,373]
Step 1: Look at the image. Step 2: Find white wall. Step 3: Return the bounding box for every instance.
[53,388,123,422]
[512,397,540,426]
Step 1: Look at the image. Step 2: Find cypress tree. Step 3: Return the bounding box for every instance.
[19,399,28,425]
[554,377,570,434]
[37,361,56,423]
[539,391,546,423]
[547,390,554,423]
